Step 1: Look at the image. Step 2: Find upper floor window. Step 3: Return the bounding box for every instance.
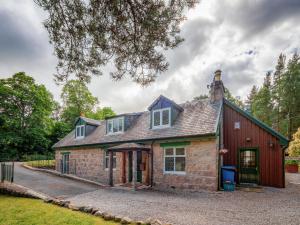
[107,117,124,134]
[152,108,171,129]
[76,125,85,138]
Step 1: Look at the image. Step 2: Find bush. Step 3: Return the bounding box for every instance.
[285,160,299,165]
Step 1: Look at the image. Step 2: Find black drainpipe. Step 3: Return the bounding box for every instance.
[150,140,155,187]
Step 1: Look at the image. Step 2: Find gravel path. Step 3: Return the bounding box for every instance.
[68,174,300,225]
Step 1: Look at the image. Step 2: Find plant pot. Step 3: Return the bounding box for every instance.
[285,164,299,173]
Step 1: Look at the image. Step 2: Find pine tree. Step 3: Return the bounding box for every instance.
[279,53,300,139]
[272,53,286,131]
[252,72,273,126]
[245,85,258,114]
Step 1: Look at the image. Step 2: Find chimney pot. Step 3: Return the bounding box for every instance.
[214,70,222,81]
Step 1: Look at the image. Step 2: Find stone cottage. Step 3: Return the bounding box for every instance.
[53,71,289,191]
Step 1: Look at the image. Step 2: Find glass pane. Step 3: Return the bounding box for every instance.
[108,121,113,133]
[113,158,117,168]
[153,111,160,126]
[165,157,174,171]
[113,119,118,132]
[118,118,123,131]
[105,158,109,168]
[175,157,185,171]
[162,109,170,125]
[76,127,80,136]
[176,148,185,155]
[240,150,256,168]
[105,151,109,156]
[80,126,84,136]
[165,148,174,156]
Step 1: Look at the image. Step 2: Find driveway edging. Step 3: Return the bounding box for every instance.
[21,163,108,188]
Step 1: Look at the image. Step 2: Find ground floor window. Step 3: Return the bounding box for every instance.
[164,147,186,174]
[105,151,116,169]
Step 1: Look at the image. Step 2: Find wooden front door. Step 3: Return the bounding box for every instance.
[238,148,259,184]
[137,151,142,183]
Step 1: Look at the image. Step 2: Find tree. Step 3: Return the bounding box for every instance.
[288,127,300,156]
[245,85,258,113]
[0,72,54,158]
[271,53,286,132]
[34,0,198,85]
[224,88,244,108]
[193,94,209,101]
[251,72,273,126]
[86,107,115,120]
[61,80,98,126]
[278,53,300,139]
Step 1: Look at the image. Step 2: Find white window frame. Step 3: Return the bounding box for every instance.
[152,107,171,129]
[104,151,117,170]
[107,117,124,134]
[75,125,85,139]
[163,146,186,175]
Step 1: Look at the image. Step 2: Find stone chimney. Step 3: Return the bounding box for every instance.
[209,70,225,103]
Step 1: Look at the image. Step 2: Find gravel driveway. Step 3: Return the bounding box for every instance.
[14,163,99,199]
[67,174,300,225]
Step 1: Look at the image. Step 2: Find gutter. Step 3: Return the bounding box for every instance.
[53,133,216,150]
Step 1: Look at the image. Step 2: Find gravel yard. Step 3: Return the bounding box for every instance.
[67,173,300,225]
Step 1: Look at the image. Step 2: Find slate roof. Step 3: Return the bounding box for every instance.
[53,99,222,149]
[75,116,101,126]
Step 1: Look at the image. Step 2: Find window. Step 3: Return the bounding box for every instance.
[76,125,85,138]
[105,151,116,169]
[107,117,124,134]
[152,108,171,128]
[164,147,186,174]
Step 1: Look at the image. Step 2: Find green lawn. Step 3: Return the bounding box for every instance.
[0,195,117,225]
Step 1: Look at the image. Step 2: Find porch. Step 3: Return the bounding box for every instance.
[107,143,151,190]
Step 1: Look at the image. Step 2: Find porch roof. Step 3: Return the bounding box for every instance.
[107,143,150,152]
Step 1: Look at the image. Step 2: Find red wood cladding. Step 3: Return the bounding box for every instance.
[223,104,284,188]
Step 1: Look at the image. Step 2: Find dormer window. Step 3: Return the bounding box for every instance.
[107,117,124,134]
[76,125,85,139]
[152,108,171,129]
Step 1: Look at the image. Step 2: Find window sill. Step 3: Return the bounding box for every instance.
[152,125,171,130]
[106,132,124,136]
[105,168,117,171]
[163,171,186,175]
[75,137,84,140]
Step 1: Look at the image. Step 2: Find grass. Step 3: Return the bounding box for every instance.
[0,195,117,225]
[25,160,55,169]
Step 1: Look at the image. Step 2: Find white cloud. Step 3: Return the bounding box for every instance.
[0,0,299,113]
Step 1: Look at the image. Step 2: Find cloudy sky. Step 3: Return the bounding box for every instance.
[1,0,300,114]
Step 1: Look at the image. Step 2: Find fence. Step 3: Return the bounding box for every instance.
[0,162,14,183]
[23,152,55,170]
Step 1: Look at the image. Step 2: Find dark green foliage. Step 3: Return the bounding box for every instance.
[193,94,209,100]
[248,53,300,139]
[0,72,55,159]
[34,0,198,85]
[251,72,273,126]
[224,88,244,108]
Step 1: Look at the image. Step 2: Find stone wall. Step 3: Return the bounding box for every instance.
[152,139,218,191]
[55,148,122,184]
